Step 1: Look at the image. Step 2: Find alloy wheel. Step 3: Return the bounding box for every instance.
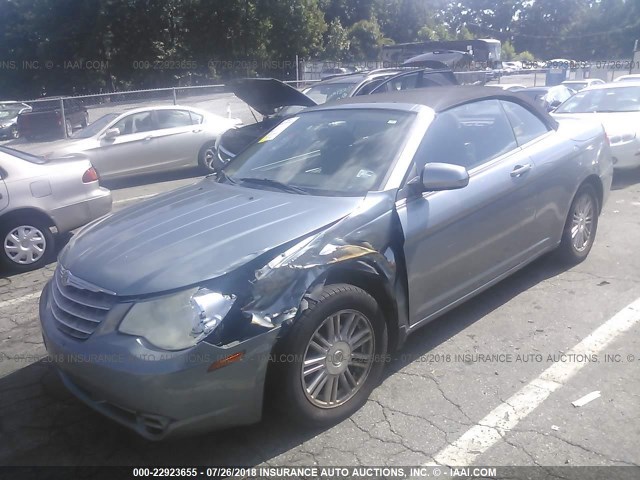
[203,147,216,171]
[571,193,594,252]
[300,309,375,409]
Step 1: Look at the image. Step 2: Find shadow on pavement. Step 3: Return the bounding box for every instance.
[0,253,571,466]
[102,168,205,191]
[611,167,640,191]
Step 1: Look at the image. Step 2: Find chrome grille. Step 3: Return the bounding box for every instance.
[50,267,117,340]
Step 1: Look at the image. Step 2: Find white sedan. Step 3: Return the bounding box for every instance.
[561,79,605,91]
[553,82,640,169]
[34,106,240,179]
[614,74,640,83]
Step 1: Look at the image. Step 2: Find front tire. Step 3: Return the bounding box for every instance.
[557,184,599,264]
[271,284,388,427]
[0,218,54,272]
[65,119,73,138]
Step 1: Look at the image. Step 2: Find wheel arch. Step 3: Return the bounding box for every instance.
[322,264,401,353]
[0,207,56,231]
[580,174,604,214]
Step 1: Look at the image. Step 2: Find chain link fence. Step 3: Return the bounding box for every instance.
[4,62,631,148]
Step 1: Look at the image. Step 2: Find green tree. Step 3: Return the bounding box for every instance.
[348,17,388,60]
[515,50,535,62]
[324,18,351,60]
[502,40,516,61]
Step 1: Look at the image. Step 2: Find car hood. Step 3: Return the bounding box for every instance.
[59,179,364,296]
[232,78,317,117]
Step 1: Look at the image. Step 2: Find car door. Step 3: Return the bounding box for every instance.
[91,111,160,178]
[501,99,582,248]
[396,99,540,326]
[150,109,203,170]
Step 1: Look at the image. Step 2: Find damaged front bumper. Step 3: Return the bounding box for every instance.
[39,281,279,440]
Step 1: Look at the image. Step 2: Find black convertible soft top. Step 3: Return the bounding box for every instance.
[324,85,559,130]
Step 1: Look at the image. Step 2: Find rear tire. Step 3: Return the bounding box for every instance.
[270,284,388,427]
[81,112,89,128]
[0,217,54,272]
[198,141,217,174]
[557,184,599,264]
[65,120,73,138]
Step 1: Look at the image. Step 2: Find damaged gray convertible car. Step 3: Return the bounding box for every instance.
[39,87,613,439]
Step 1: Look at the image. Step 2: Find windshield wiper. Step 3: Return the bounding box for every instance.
[238,177,309,195]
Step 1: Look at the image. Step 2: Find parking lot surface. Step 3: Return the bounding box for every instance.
[1,162,639,467]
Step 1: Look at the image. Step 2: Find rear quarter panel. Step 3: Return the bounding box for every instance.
[1,158,109,232]
[534,118,612,246]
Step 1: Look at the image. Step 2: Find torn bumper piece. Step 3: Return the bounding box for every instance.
[39,281,279,440]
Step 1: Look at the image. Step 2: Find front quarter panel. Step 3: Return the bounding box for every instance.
[217,191,409,350]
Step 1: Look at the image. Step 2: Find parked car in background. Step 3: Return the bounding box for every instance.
[553,83,640,169]
[39,87,611,439]
[561,79,605,91]
[215,69,458,162]
[0,102,32,139]
[32,105,240,179]
[613,74,640,83]
[486,83,527,91]
[320,67,358,79]
[512,85,574,111]
[0,146,111,272]
[17,97,88,140]
[502,61,523,73]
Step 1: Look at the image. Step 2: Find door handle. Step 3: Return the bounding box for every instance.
[510,164,532,177]
[192,129,202,133]
[143,136,152,142]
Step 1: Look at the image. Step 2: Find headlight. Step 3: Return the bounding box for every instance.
[119,288,235,351]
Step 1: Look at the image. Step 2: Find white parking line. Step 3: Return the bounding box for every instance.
[0,292,41,309]
[112,193,158,205]
[423,297,640,468]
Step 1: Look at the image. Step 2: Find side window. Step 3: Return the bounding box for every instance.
[376,72,420,93]
[112,111,155,135]
[501,101,549,146]
[414,99,518,171]
[355,78,386,95]
[155,110,193,129]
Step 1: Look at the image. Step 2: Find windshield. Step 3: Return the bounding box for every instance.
[278,82,357,117]
[223,109,414,196]
[70,113,120,138]
[564,82,587,90]
[555,86,640,113]
[0,107,21,119]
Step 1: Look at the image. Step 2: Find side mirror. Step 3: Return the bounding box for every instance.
[103,127,120,139]
[421,162,469,191]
